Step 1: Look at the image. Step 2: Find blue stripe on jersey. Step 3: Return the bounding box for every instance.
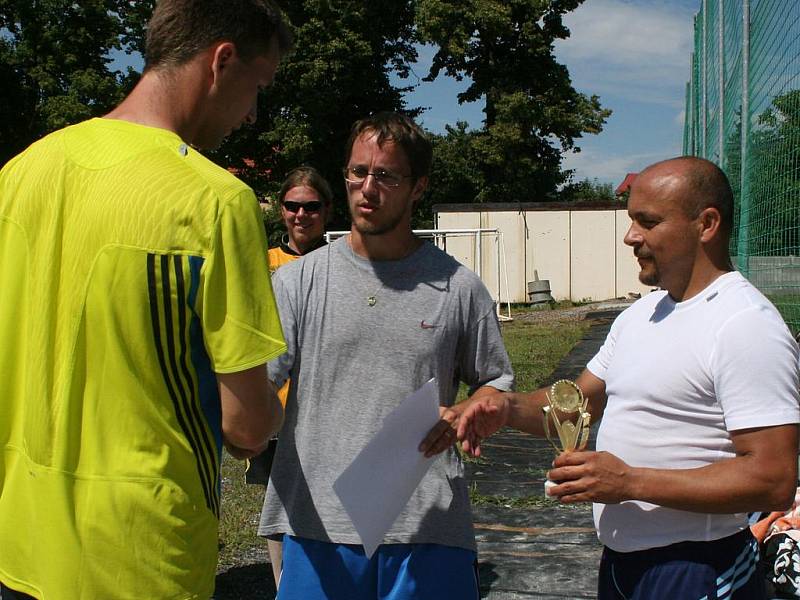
[187,255,222,460]
[147,253,216,514]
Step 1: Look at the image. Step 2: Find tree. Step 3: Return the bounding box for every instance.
[214,0,421,232]
[559,177,616,203]
[746,89,800,256]
[419,121,484,225]
[2,0,612,230]
[415,0,611,203]
[0,0,139,165]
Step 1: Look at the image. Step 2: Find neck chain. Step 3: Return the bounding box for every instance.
[348,235,386,307]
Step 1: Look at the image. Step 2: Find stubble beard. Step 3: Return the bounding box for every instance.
[638,265,659,286]
[353,218,401,237]
[350,204,410,237]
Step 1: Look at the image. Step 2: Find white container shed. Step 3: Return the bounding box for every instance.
[433,202,651,304]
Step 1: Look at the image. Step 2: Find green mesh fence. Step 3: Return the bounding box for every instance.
[684,0,800,334]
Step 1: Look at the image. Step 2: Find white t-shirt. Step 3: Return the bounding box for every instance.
[587,271,800,552]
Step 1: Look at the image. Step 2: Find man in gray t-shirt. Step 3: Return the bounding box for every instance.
[259,112,514,599]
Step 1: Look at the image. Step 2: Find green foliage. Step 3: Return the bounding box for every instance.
[469,481,565,508]
[1,0,611,228]
[218,455,268,570]
[767,294,800,337]
[559,177,618,203]
[214,0,420,231]
[415,0,612,204]
[501,315,588,392]
[423,121,484,210]
[747,89,800,256]
[260,200,286,248]
[0,0,139,165]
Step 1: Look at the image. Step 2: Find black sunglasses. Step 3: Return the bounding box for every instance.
[282,200,323,213]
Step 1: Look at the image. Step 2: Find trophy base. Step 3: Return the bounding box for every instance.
[544,479,557,497]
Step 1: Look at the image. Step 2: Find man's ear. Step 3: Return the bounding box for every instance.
[209,41,236,86]
[410,176,428,206]
[698,206,722,243]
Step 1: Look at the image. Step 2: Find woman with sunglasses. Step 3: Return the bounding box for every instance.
[268,166,333,271]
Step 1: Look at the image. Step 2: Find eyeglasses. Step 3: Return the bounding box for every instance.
[342,166,412,189]
[281,200,323,213]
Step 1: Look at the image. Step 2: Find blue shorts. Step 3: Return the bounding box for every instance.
[598,529,765,600]
[277,535,479,600]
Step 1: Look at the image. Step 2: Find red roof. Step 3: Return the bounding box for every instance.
[227,157,272,178]
[615,172,638,195]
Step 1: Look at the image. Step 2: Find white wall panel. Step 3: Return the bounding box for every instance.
[571,211,616,302]
[615,210,652,298]
[526,211,570,301]
[435,212,480,272]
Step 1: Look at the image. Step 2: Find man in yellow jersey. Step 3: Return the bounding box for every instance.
[0,1,291,598]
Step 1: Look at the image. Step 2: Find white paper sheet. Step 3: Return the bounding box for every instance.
[332,378,445,558]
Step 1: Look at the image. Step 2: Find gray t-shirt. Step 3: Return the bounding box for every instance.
[258,236,514,551]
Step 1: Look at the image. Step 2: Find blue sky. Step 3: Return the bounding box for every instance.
[404,0,700,187]
[111,0,699,188]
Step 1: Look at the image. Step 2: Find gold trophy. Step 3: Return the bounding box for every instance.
[542,379,591,496]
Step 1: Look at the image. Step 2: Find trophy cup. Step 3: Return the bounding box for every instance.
[542,379,591,496]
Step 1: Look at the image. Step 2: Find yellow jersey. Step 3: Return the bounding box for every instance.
[0,118,286,599]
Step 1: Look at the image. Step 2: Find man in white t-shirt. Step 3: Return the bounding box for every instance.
[443,156,800,599]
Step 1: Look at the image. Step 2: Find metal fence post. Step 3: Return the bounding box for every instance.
[684,81,691,154]
[737,0,750,274]
[702,0,708,158]
[718,0,725,164]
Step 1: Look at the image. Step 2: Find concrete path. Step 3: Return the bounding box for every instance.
[469,310,619,599]
[211,307,622,599]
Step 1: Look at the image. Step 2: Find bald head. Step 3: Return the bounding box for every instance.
[636,156,734,239]
[625,156,735,298]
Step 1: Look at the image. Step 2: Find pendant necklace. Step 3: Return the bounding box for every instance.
[349,235,386,307]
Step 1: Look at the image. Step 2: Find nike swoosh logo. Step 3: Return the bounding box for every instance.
[420,320,438,329]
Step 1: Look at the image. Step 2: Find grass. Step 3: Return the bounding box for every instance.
[468,482,584,510]
[218,460,269,569]
[502,317,589,392]
[217,311,591,570]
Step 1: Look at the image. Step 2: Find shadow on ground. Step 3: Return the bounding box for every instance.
[214,563,276,600]
[468,312,619,599]
[215,309,622,600]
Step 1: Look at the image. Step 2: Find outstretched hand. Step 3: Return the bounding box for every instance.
[419,389,510,458]
[455,394,510,457]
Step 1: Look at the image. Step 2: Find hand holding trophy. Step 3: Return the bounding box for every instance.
[542,379,591,496]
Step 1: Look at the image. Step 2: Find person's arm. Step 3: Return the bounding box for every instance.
[547,423,798,513]
[419,289,517,457]
[420,385,503,457]
[219,365,284,459]
[451,369,608,457]
[199,193,288,459]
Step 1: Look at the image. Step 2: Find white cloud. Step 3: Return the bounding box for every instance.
[561,148,674,185]
[674,109,686,127]
[555,0,695,107]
